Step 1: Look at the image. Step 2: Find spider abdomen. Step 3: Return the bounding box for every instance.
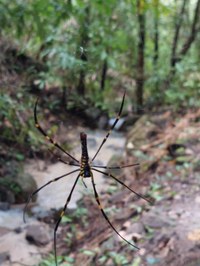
[81,164,91,178]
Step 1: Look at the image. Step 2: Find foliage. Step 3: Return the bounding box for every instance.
[170,61,200,107]
[0,92,44,157]
[1,0,200,110]
[40,254,74,266]
[62,203,88,231]
[0,175,21,195]
[98,250,129,265]
[0,158,33,203]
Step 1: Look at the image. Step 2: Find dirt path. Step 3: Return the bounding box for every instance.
[139,179,200,266]
[125,109,200,266]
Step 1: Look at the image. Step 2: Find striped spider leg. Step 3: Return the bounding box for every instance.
[91,91,126,162]
[34,98,79,164]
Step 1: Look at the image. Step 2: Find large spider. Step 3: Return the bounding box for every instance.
[24,91,151,265]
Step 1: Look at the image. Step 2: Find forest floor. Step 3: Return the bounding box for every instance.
[1,105,200,266]
[50,108,200,266]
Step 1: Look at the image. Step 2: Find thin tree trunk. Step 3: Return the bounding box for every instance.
[162,0,200,93]
[76,6,90,96]
[153,0,159,91]
[153,0,159,67]
[170,0,187,70]
[179,0,200,58]
[100,59,108,91]
[77,67,86,96]
[136,0,146,114]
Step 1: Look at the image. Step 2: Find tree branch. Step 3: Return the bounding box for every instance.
[179,0,200,58]
[170,0,187,68]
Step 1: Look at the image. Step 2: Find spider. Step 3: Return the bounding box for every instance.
[24,91,151,266]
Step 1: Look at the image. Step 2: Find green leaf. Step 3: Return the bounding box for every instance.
[81,250,95,256]
[61,215,72,223]
[15,153,25,161]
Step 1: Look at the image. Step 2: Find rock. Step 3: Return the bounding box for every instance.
[14,227,22,234]
[15,172,37,202]
[120,115,139,130]
[0,227,42,265]
[126,115,158,150]
[84,107,102,128]
[142,213,170,229]
[0,202,10,211]
[26,223,51,246]
[126,222,145,235]
[85,107,102,121]
[98,114,109,129]
[0,161,37,204]
[0,252,9,264]
[0,187,15,204]
[31,207,56,223]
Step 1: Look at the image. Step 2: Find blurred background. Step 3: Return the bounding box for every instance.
[0,0,200,265]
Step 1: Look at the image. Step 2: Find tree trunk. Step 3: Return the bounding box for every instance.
[153,0,159,91]
[77,68,86,95]
[135,0,146,114]
[153,0,159,67]
[100,59,108,91]
[76,6,90,96]
[170,0,187,70]
[179,0,200,58]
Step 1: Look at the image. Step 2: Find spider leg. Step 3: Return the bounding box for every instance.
[23,168,79,223]
[54,173,80,266]
[91,91,126,162]
[34,98,79,163]
[91,162,139,170]
[90,172,139,250]
[48,148,80,167]
[92,168,152,204]
[81,176,88,188]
